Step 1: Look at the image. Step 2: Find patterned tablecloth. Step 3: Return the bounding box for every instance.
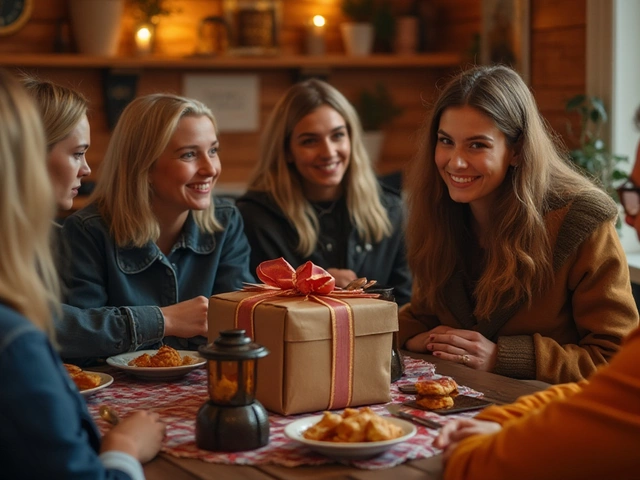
[85,357,483,470]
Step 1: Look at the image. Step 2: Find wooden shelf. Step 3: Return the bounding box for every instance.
[0,52,462,70]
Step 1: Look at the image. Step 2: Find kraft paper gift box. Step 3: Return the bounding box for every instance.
[208,291,397,415]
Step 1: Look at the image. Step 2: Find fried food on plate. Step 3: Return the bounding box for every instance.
[303,407,403,443]
[128,345,198,367]
[414,377,459,411]
[416,394,455,410]
[415,377,458,396]
[64,364,102,391]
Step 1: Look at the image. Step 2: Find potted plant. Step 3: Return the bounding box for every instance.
[354,83,403,164]
[565,94,628,203]
[340,0,376,55]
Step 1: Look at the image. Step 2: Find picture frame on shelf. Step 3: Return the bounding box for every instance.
[223,0,282,55]
[481,0,530,83]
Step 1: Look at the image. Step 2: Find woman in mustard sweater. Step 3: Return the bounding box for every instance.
[434,324,640,480]
[399,65,638,383]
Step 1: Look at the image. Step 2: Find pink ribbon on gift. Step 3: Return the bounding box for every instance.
[234,258,378,410]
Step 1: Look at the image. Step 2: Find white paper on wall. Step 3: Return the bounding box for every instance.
[183,74,259,132]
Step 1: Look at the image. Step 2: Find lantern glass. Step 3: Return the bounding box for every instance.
[208,358,256,405]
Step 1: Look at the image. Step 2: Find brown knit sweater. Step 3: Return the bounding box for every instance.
[399,190,640,383]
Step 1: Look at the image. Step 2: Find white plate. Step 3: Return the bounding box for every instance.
[79,372,114,397]
[106,350,206,380]
[284,414,417,460]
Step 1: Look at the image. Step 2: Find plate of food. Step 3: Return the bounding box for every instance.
[400,377,493,414]
[64,364,114,397]
[284,407,416,460]
[106,345,206,380]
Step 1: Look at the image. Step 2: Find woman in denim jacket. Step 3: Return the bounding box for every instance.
[59,93,254,358]
[0,69,164,480]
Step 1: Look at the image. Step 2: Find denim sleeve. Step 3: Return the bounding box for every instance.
[99,451,144,480]
[0,326,134,480]
[55,304,165,360]
[59,214,165,358]
[214,207,257,292]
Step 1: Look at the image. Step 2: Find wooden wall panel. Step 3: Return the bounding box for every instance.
[0,0,588,203]
[529,0,586,148]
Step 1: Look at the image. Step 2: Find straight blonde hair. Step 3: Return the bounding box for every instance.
[21,76,88,151]
[247,79,391,257]
[406,65,604,319]
[91,93,222,247]
[0,69,59,335]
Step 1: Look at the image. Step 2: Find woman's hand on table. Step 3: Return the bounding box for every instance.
[161,296,209,339]
[327,268,358,288]
[100,410,166,463]
[433,418,501,461]
[406,326,498,372]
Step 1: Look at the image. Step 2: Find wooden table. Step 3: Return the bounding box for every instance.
[142,352,549,480]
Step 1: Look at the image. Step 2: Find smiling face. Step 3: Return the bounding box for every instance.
[289,104,351,202]
[148,115,220,223]
[435,105,517,223]
[47,114,91,210]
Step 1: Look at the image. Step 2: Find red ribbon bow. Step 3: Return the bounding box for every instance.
[255,258,335,295]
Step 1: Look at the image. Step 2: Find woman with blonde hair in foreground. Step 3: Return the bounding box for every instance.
[60,93,254,359]
[0,69,164,479]
[399,64,638,383]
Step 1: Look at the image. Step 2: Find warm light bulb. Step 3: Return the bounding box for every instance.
[312,15,325,27]
[136,26,152,42]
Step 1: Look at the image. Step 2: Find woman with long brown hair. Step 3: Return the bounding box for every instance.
[399,65,638,383]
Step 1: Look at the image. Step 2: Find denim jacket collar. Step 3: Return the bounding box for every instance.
[116,213,216,274]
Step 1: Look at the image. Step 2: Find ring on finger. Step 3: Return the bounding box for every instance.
[461,354,470,365]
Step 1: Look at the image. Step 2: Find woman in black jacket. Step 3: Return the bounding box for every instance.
[236,79,412,305]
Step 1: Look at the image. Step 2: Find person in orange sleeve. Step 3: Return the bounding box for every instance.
[433,324,640,480]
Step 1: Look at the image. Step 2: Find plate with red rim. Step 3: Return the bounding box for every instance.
[284,414,417,460]
[79,372,114,397]
[106,350,206,380]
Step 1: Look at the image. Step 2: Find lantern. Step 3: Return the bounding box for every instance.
[196,329,269,451]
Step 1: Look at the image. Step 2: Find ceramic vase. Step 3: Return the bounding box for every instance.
[69,0,124,56]
[340,22,374,56]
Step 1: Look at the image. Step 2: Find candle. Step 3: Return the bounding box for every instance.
[135,24,153,56]
[306,15,326,56]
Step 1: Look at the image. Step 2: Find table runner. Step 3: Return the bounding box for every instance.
[85,357,483,470]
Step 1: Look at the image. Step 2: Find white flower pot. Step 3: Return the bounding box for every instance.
[340,22,374,56]
[69,0,124,56]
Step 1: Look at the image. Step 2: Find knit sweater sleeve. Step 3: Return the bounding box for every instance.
[443,327,640,480]
[535,218,638,383]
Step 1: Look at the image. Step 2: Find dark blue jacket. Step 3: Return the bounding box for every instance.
[236,187,412,306]
[57,198,255,358]
[0,304,139,479]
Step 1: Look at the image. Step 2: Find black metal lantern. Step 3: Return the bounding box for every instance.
[196,329,270,451]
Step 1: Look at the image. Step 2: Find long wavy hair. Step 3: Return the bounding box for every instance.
[91,93,222,247]
[21,76,88,151]
[0,69,60,336]
[247,79,391,257]
[406,65,603,319]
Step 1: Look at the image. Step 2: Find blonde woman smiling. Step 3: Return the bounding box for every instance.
[236,79,411,305]
[60,93,254,357]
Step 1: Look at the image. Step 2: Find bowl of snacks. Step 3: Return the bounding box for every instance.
[284,407,416,460]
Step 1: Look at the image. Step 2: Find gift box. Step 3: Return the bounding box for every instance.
[207,259,397,415]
